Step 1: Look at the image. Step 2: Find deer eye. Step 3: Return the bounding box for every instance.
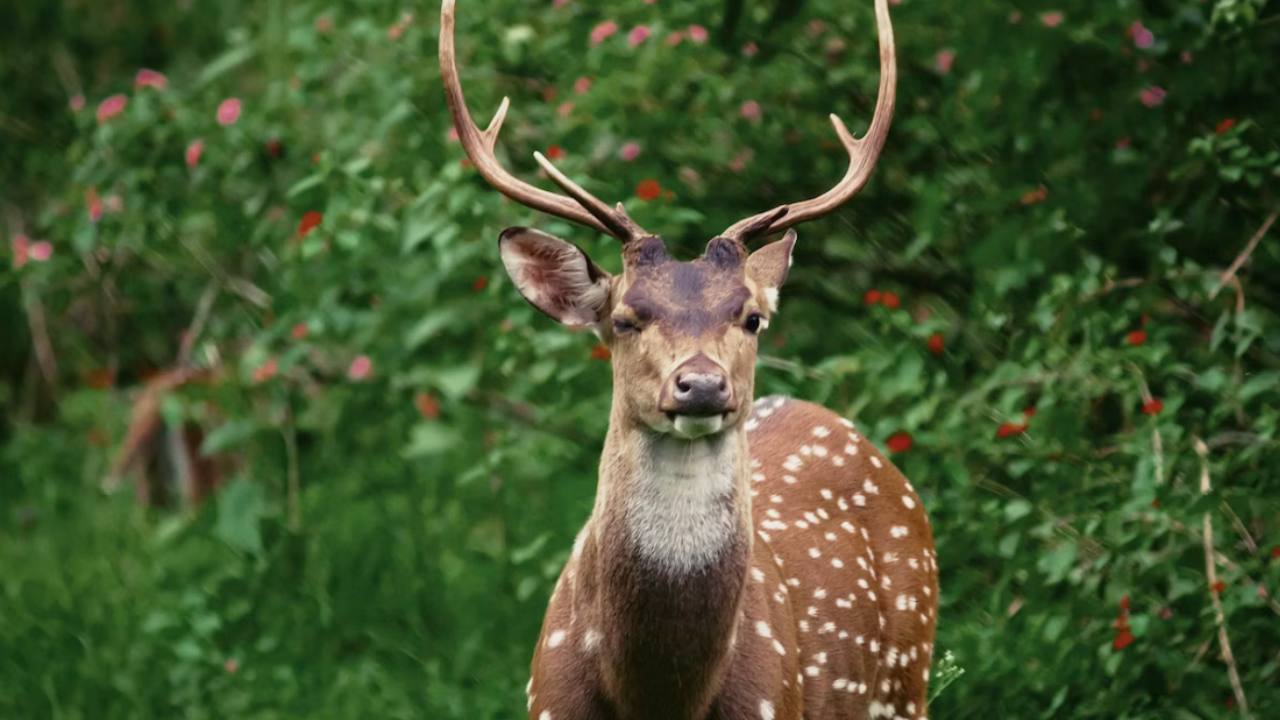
[612,317,641,335]
[743,313,764,334]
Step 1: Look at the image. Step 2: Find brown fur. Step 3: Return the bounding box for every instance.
[503,231,938,720]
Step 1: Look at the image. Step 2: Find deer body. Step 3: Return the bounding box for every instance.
[527,397,936,720]
[438,1,935,717]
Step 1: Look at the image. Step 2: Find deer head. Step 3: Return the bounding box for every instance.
[440,0,896,441]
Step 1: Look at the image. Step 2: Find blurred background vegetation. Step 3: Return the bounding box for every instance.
[2,0,1279,718]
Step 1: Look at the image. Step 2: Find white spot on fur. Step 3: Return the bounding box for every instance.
[547,631,566,648]
[760,700,775,720]
[764,287,780,312]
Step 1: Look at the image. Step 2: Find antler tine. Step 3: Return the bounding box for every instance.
[722,0,896,243]
[533,152,649,241]
[440,0,645,242]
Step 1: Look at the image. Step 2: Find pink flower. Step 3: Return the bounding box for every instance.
[574,77,593,94]
[1181,51,1193,64]
[807,19,825,37]
[558,101,574,117]
[1131,22,1154,49]
[935,49,956,74]
[69,94,85,111]
[740,100,762,122]
[628,26,651,47]
[135,69,168,90]
[553,0,571,6]
[1139,85,1166,108]
[728,149,755,173]
[217,98,241,125]
[644,0,657,4]
[104,195,123,214]
[446,126,459,142]
[29,241,52,262]
[1009,11,1022,23]
[1040,11,1065,27]
[591,21,618,45]
[348,355,373,381]
[666,31,684,46]
[743,41,758,57]
[186,139,204,168]
[96,94,128,124]
[688,25,708,43]
[619,142,642,161]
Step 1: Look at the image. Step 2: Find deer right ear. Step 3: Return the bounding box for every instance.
[499,227,613,327]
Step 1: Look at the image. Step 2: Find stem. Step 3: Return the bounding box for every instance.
[21,278,59,395]
[1194,438,1253,720]
[1213,206,1280,299]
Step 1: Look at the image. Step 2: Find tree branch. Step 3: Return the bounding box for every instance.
[1194,438,1253,720]
[1213,206,1280,299]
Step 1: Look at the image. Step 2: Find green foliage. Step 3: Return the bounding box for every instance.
[3,0,1280,718]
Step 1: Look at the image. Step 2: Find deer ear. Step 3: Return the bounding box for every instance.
[746,229,797,312]
[499,227,613,327]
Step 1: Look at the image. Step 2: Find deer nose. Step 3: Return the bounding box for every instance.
[663,363,733,417]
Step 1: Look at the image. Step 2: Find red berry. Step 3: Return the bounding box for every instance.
[298,211,323,237]
[885,432,913,454]
[927,333,944,354]
[636,179,662,201]
[1113,631,1135,650]
[996,421,1027,439]
[864,289,882,305]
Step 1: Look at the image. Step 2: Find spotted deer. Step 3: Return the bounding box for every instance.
[440,0,937,718]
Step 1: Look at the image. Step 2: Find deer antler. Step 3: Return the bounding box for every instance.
[721,0,897,243]
[439,0,649,243]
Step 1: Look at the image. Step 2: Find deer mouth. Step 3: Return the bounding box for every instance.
[667,411,730,439]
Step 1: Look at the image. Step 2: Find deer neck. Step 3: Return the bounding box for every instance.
[580,409,754,719]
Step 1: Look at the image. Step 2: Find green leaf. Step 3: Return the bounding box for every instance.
[213,480,266,555]
[402,423,464,459]
[406,308,462,350]
[196,45,255,87]
[287,173,327,198]
[199,420,259,456]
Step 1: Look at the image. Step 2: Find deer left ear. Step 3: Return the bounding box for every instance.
[746,229,797,312]
[499,227,614,327]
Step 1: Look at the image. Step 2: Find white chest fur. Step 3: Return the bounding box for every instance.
[623,433,742,574]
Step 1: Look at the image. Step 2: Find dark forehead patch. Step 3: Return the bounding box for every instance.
[622,259,752,337]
